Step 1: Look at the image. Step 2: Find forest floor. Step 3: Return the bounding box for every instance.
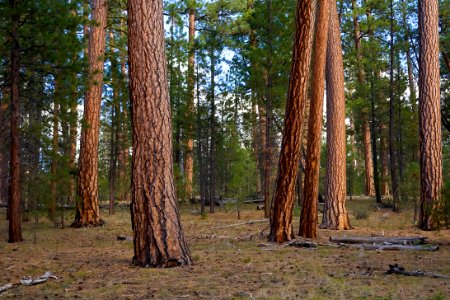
[0,197,449,299]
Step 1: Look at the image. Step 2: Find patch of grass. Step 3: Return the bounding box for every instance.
[354,209,369,220]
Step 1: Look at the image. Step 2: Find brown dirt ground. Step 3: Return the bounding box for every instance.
[0,198,449,299]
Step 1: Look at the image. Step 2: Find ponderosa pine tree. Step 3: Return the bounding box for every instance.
[184,1,196,201]
[128,0,192,267]
[322,0,350,230]
[418,0,444,230]
[73,0,107,227]
[8,0,22,242]
[299,0,329,239]
[269,0,314,243]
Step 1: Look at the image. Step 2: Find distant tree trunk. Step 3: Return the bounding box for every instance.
[108,103,116,215]
[184,6,195,201]
[264,0,274,219]
[389,0,400,211]
[8,0,22,242]
[362,119,375,197]
[269,0,314,243]
[299,0,329,239]
[1,90,10,215]
[50,96,59,223]
[68,95,78,204]
[352,0,374,198]
[258,103,267,199]
[128,0,192,267]
[73,0,107,227]
[209,44,216,214]
[117,49,129,202]
[109,30,118,215]
[380,122,390,196]
[322,0,350,230]
[196,63,206,214]
[369,75,382,204]
[418,1,443,230]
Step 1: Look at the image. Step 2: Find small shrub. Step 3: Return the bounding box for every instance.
[354,209,369,220]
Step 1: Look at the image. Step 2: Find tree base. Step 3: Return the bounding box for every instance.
[70,218,105,228]
[132,256,193,268]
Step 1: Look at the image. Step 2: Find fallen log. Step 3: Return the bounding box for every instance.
[287,239,317,248]
[330,236,427,245]
[211,219,269,229]
[0,271,58,295]
[386,264,448,279]
[354,244,439,251]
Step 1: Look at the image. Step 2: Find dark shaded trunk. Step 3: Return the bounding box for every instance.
[8,0,22,242]
[389,0,400,211]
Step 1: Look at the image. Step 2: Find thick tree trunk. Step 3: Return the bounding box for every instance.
[73,0,107,227]
[418,1,443,230]
[8,0,22,242]
[299,0,329,239]
[389,0,400,211]
[128,0,192,267]
[184,6,195,201]
[269,0,314,243]
[322,1,350,230]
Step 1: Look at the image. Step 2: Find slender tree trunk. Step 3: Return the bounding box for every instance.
[68,94,78,205]
[389,0,400,211]
[362,119,375,196]
[258,103,267,199]
[128,0,192,267]
[322,0,350,230]
[1,89,10,215]
[264,0,274,218]
[380,122,390,196]
[352,0,374,197]
[8,0,22,242]
[209,45,216,214]
[196,63,206,214]
[50,97,59,223]
[369,74,382,204]
[269,0,314,243]
[117,50,129,202]
[109,30,119,215]
[299,0,329,239]
[184,6,195,201]
[418,1,443,230]
[73,0,107,227]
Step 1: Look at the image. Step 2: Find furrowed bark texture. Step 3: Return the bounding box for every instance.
[299,0,329,239]
[418,1,443,230]
[128,0,193,267]
[269,0,314,243]
[73,0,107,227]
[363,119,375,196]
[8,0,22,242]
[323,1,350,230]
[184,6,195,200]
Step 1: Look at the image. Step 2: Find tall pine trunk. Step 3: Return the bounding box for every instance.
[128,0,192,267]
[269,0,314,243]
[418,1,443,230]
[73,0,107,227]
[389,0,400,211]
[8,0,22,242]
[322,0,350,230]
[184,5,195,201]
[299,0,329,239]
